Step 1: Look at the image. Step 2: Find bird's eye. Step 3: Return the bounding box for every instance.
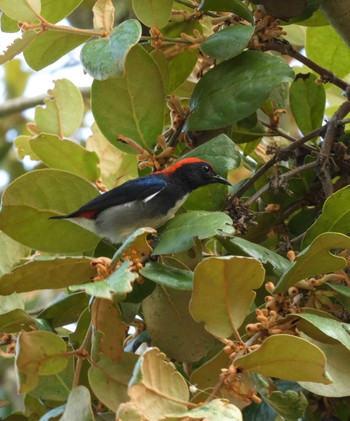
[202,165,210,173]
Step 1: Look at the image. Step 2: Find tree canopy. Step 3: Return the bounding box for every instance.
[0,0,350,420]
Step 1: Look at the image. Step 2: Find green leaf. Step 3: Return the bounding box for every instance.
[88,354,138,412]
[132,0,173,28]
[190,256,265,337]
[16,331,68,393]
[235,335,331,384]
[292,313,350,351]
[299,337,350,397]
[187,51,294,130]
[0,292,24,313]
[86,123,138,190]
[41,0,84,23]
[306,25,350,78]
[165,399,242,420]
[38,292,90,328]
[198,0,253,23]
[290,73,326,135]
[14,135,39,160]
[0,309,36,333]
[92,45,165,153]
[154,211,234,255]
[182,134,241,175]
[30,134,100,182]
[81,19,142,80]
[0,169,100,253]
[220,236,291,278]
[263,389,308,421]
[1,13,19,32]
[128,348,189,420]
[0,31,37,65]
[60,386,94,421]
[0,257,96,295]
[143,287,218,362]
[275,233,350,293]
[0,231,30,277]
[141,262,193,290]
[303,185,350,247]
[70,261,139,300]
[24,31,90,71]
[0,0,40,22]
[200,25,254,60]
[34,79,84,138]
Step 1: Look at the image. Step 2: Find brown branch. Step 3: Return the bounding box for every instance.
[72,322,92,388]
[262,39,350,93]
[234,123,328,199]
[318,100,350,198]
[0,87,90,118]
[245,160,319,206]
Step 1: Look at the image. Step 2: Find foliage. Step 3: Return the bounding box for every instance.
[0,0,350,420]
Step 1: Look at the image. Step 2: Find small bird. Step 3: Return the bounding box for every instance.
[50,158,231,244]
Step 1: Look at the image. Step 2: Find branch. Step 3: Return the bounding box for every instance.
[234,123,328,199]
[262,39,350,93]
[0,87,90,118]
[72,322,92,388]
[318,99,350,197]
[245,160,319,206]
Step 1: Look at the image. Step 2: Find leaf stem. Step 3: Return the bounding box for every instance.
[72,322,93,388]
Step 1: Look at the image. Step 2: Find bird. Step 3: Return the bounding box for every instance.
[49,158,231,244]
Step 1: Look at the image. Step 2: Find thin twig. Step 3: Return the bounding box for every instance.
[0,87,90,118]
[245,160,319,206]
[318,100,350,197]
[175,0,219,17]
[262,39,350,93]
[72,322,92,388]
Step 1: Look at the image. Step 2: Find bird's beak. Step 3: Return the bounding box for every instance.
[213,174,231,186]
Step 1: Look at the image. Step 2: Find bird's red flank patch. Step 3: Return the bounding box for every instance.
[159,158,214,175]
[78,210,98,219]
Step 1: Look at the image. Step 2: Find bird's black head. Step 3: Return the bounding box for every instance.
[163,158,231,192]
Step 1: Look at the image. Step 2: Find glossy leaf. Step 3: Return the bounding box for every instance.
[0,309,36,333]
[290,73,326,135]
[81,20,142,80]
[92,45,164,153]
[154,211,234,255]
[306,25,350,78]
[190,256,265,337]
[16,331,68,393]
[88,354,138,412]
[30,134,100,182]
[60,386,94,421]
[187,51,294,130]
[0,169,100,253]
[235,335,331,384]
[128,348,189,420]
[198,0,253,23]
[143,287,218,362]
[38,292,90,328]
[0,257,95,295]
[24,31,90,71]
[200,25,254,60]
[132,0,173,28]
[275,233,350,293]
[220,236,291,277]
[34,79,84,138]
[141,262,193,290]
[303,185,350,247]
[292,313,350,352]
[0,0,40,22]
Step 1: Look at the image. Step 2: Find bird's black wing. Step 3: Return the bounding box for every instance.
[51,175,167,219]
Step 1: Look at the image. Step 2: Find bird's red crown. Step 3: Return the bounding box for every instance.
[158,158,214,175]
